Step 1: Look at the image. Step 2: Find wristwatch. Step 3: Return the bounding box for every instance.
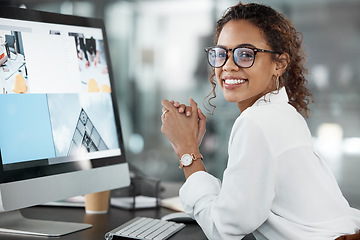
[179,153,203,169]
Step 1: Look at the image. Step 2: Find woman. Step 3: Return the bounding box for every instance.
[160,2,360,239]
[0,36,8,66]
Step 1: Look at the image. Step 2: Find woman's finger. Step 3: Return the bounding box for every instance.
[170,100,180,108]
[189,97,198,114]
[185,106,192,116]
[178,104,186,113]
[161,99,176,110]
[197,108,206,146]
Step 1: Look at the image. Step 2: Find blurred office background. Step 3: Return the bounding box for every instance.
[2,0,360,209]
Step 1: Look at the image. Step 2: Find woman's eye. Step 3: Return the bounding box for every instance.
[217,52,227,58]
[235,48,254,60]
[238,52,253,59]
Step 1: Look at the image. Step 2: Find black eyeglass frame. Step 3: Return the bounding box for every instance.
[204,45,282,68]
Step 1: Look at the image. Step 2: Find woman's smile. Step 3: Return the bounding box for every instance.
[222,77,248,90]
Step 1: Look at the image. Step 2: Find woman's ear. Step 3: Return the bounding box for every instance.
[275,53,290,76]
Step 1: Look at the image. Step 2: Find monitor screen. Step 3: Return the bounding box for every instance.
[4,34,15,54]
[0,6,130,236]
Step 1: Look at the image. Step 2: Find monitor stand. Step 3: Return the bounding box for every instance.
[0,210,92,237]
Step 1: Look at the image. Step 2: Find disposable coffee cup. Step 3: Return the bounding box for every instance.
[84,190,110,214]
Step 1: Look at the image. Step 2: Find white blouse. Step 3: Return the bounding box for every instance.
[179,88,360,240]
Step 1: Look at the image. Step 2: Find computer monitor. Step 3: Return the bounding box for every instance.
[5,34,16,53]
[0,6,130,237]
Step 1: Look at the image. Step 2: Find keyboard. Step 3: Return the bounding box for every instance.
[104,217,186,240]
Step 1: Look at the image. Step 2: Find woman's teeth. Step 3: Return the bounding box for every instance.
[224,79,247,84]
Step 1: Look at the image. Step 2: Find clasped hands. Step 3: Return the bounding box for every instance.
[161,98,206,158]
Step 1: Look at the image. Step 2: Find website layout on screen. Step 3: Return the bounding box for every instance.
[0,17,121,171]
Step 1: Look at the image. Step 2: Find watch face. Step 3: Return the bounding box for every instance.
[181,154,193,167]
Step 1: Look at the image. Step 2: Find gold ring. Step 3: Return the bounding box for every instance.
[162,109,169,117]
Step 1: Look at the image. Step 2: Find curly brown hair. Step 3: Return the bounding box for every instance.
[206,2,313,117]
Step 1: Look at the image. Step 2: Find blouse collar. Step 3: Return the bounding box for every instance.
[252,87,289,107]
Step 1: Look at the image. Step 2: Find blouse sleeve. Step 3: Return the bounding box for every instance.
[179,115,277,240]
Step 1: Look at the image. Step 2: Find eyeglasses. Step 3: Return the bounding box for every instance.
[205,46,281,68]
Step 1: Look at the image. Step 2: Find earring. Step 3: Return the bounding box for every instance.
[275,75,280,91]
